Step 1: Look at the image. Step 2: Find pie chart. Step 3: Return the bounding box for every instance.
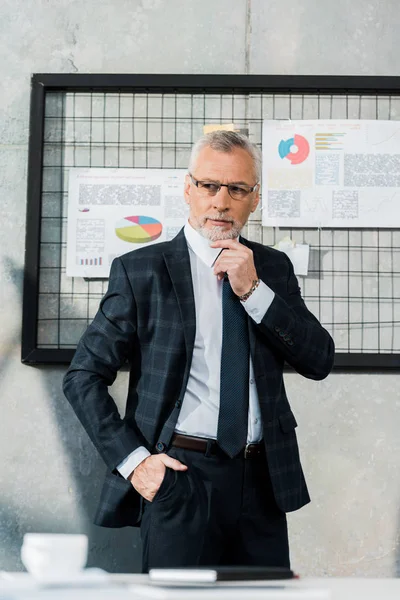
[278,134,310,165]
[115,216,163,243]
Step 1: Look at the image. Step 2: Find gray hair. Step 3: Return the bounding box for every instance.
[188,130,262,182]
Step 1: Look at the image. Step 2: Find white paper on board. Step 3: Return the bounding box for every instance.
[262,119,400,228]
[66,168,188,278]
[273,237,310,276]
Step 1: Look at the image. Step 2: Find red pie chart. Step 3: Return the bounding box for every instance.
[278,134,310,165]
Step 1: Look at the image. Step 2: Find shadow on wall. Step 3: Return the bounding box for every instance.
[0,258,23,374]
[0,257,140,573]
[0,503,82,572]
[42,365,141,573]
[0,503,25,571]
[396,510,400,576]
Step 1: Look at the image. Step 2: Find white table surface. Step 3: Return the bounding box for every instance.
[1,573,400,600]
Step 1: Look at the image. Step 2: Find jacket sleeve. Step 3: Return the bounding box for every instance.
[256,254,335,380]
[63,257,143,471]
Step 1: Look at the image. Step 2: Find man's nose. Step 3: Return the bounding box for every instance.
[212,185,231,210]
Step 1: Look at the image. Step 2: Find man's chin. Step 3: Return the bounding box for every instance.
[199,225,239,242]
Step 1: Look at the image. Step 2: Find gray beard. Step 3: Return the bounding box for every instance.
[191,216,243,241]
[197,225,242,242]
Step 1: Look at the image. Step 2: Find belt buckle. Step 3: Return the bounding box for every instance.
[244,444,252,459]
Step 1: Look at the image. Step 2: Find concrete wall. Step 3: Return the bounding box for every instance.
[1,0,400,576]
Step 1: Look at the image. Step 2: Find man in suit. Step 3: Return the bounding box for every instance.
[63,131,334,572]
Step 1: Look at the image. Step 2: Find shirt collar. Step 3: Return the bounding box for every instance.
[184,221,235,268]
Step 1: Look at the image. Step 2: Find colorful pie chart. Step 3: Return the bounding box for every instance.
[115,216,163,243]
[278,134,310,165]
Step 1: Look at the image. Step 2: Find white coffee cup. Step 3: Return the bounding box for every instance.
[21,533,88,581]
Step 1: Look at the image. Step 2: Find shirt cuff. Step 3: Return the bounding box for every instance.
[117,446,151,479]
[241,280,275,324]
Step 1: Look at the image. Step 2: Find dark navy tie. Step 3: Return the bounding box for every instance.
[217,276,250,458]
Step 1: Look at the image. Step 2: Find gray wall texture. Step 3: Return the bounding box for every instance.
[1,0,400,576]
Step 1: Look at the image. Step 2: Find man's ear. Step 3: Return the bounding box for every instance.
[184,174,191,204]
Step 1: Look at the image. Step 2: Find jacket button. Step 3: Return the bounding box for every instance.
[287,340,294,346]
[274,326,280,332]
[279,331,285,337]
[175,401,181,409]
[156,442,165,453]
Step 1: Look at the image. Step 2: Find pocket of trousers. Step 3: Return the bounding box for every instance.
[149,463,212,530]
[151,467,178,504]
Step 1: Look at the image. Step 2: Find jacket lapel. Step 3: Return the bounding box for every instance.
[162,229,196,357]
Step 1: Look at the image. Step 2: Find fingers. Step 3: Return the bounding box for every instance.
[212,247,258,296]
[210,239,241,250]
[213,254,248,277]
[129,453,187,502]
[129,457,166,501]
[158,454,188,471]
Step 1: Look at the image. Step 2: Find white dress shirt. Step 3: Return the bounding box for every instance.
[117,223,275,478]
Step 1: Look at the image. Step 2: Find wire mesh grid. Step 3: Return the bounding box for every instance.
[38,90,400,354]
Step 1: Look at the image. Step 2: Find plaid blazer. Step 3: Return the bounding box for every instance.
[63,229,334,528]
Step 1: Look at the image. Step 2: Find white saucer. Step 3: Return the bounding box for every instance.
[0,568,108,589]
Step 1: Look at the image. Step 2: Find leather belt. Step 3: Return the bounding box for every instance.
[171,433,264,459]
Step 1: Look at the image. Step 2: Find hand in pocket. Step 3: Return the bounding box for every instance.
[128,454,187,502]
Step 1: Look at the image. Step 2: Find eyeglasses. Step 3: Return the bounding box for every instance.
[189,174,259,201]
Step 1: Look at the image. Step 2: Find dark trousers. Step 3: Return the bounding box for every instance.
[140,444,290,572]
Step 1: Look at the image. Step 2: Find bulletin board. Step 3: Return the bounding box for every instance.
[21,74,400,368]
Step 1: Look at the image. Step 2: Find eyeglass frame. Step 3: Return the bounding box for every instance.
[188,173,259,200]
